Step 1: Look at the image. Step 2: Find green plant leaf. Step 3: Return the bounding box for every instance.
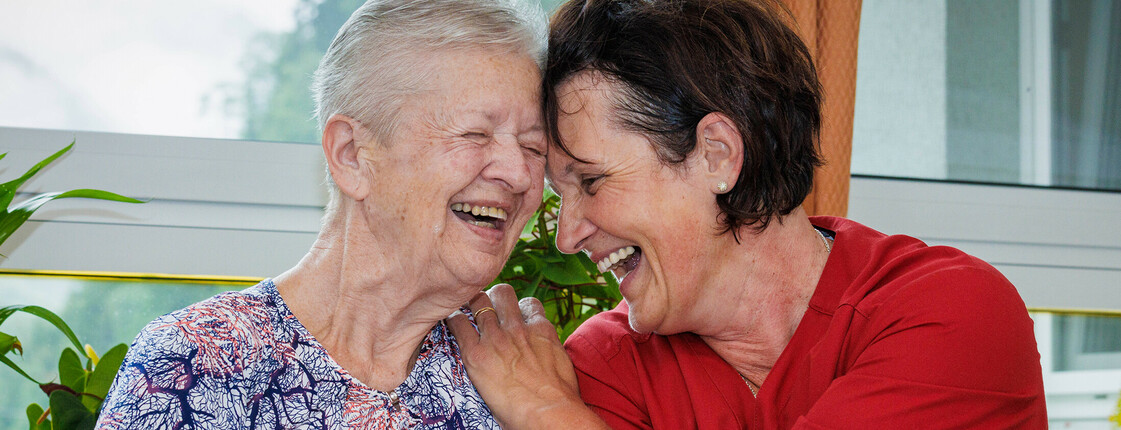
[0,142,74,210]
[83,343,127,412]
[521,272,546,299]
[0,305,85,353]
[26,403,49,430]
[520,207,541,237]
[49,390,96,430]
[1,330,21,356]
[542,185,558,201]
[542,253,595,286]
[541,248,565,263]
[59,348,86,393]
[0,189,144,246]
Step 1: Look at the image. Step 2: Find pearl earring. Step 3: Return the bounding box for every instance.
[716,181,728,193]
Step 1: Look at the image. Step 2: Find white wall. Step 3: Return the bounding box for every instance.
[849,176,1121,310]
[0,127,327,277]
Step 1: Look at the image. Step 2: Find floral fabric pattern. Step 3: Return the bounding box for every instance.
[96,280,497,429]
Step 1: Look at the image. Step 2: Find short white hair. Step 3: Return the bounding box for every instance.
[312,0,546,212]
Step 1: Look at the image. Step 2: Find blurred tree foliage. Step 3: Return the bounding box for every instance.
[239,0,567,144]
[240,0,363,143]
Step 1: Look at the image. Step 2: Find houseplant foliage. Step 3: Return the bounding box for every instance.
[0,142,142,429]
[494,187,621,341]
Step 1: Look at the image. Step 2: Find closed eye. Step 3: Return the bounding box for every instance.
[580,175,604,195]
[522,144,546,157]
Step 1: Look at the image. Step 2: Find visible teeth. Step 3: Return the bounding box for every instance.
[597,246,637,273]
[452,203,508,220]
[468,220,496,229]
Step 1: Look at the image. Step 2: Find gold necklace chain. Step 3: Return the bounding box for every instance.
[815,227,833,253]
[740,374,759,397]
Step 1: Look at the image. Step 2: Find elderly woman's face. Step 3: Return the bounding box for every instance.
[546,73,724,335]
[357,49,545,289]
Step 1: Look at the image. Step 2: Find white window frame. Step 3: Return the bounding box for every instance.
[1019,0,1053,186]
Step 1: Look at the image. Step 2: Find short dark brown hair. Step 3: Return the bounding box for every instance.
[545,0,823,233]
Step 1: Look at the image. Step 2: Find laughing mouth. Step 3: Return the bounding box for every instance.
[451,203,508,230]
[596,246,641,278]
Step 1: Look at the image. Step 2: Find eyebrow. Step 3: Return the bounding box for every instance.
[563,158,593,176]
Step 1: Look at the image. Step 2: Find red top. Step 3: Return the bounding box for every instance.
[564,217,1047,429]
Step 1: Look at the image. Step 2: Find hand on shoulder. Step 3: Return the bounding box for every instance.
[447,284,610,430]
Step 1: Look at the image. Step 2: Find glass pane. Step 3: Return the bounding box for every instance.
[853,0,1121,191]
[0,0,562,144]
[0,1,302,141]
[1053,314,1121,371]
[0,274,248,429]
[1051,0,1121,189]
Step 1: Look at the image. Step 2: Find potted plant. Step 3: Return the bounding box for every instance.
[0,142,142,429]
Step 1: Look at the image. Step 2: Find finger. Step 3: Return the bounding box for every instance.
[468,291,500,329]
[486,284,522,325]
[446,310,480,349]
[519,297,562,341]
[518,296,546,323]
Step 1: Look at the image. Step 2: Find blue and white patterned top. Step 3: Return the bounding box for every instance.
[96,279,498,429]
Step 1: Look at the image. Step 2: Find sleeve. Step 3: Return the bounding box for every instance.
[794,266,1048,429]
[564,333,653,430]
[95,322,198,430]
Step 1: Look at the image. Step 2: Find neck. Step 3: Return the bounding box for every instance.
[695,209,830,387]
[272,207,473,391]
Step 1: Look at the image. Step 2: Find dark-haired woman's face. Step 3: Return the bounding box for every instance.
[545,73,727,335]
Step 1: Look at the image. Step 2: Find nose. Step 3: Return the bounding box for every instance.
[484,134,533,193]
[554,196,597,254]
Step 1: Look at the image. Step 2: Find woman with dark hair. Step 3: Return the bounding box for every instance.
[448,0,1048,428]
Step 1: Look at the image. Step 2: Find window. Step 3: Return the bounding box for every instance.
[853,0,1121,191]
[1054,314,1121,371]
[1033,311,1121,427]
[0,1,301,141]
[0,0,564,144]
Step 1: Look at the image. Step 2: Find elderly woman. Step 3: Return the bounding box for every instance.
[95,0,546,428]
[448,0,1048,428]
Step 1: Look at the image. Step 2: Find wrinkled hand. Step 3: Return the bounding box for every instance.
[447,284,608,430]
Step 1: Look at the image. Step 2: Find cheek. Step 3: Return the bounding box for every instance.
[435,148,487,189]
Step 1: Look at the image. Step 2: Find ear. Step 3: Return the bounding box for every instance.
[695,112,744,191]
[322,114,373,201]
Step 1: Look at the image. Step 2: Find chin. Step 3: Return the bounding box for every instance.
[626,306,655,335]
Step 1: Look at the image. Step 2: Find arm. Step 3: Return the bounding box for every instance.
[96,324,200,429]
[795,267,1046,428]
[446,284,611,430]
